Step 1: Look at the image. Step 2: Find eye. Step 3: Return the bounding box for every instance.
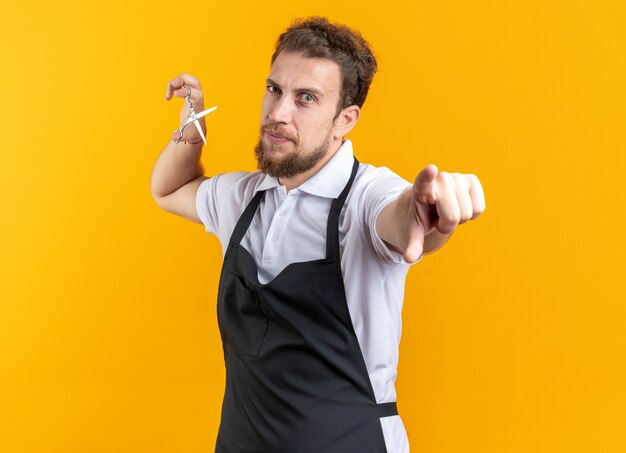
[266,85,280,94]
[299,93,315,104]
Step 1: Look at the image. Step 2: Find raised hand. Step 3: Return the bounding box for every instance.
[401,165,486,262]
[165,73,206,143]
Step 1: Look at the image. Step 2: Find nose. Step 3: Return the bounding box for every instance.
[267,95,292,124]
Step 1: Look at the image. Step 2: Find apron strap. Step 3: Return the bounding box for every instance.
[326,157,360,260]
[377,401,399,418]
[229,190,266,247]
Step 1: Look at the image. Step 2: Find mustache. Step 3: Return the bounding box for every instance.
[261,124,298,142]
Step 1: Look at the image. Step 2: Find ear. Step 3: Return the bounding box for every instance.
[332,105,360,139]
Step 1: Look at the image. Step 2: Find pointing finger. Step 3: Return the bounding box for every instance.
[412,164,438,205]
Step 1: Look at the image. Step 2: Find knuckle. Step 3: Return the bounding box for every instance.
[438,171,452,182]
[441,224,456,234]
[443,213,460,224]
[472,205,485,219]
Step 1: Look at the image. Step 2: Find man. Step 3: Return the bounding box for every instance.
[151,16,485,453]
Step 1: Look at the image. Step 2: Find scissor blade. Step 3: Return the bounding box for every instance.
[192,106,218,120]
[194,120,208,145]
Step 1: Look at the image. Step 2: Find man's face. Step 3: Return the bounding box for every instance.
[255,51,343,178]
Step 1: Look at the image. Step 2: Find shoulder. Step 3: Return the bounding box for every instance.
[196,171,268,236]
[198,171,267,202]
[199,170,263,190]
[341,160,412,233]
[348,162,413,205]
[342,161,414,265]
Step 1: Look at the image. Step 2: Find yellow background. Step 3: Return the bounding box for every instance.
[1,0,625,451]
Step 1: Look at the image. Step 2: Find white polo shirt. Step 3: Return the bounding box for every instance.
[196,139,422,453]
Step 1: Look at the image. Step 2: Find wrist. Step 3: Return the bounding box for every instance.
[183,137,204,145]
[171,129,205,145]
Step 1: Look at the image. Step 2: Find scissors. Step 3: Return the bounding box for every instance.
[173,84,218,145]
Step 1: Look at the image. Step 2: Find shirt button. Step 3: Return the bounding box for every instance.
[271,235,279,241]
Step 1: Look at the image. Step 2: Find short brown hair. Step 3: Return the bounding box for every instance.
[271,16,378,117]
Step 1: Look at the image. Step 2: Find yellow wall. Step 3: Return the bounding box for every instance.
[1,1,625,451]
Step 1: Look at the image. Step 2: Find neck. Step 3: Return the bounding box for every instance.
[278,139,343,191]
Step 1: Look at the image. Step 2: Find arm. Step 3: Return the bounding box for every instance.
[150,139,208,223]
[150,73,210,223]
[376,165,486,263]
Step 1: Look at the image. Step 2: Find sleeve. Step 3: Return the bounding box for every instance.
[195,172,249,236]
[361,167,425,266]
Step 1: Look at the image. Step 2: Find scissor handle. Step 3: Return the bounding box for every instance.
[171,87,216,144]
[172,126,186,143]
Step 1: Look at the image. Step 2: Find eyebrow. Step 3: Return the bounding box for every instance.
[265,78,325,98]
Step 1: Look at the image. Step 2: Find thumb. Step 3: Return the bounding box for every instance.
[412,164,438,205]
[403,217,425,263]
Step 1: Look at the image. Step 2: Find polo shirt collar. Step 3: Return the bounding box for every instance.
[256,173,281,192]
[255,139,354,198]
[297,139,354,198]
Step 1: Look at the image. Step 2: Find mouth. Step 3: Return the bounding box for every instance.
[265,130,292,145]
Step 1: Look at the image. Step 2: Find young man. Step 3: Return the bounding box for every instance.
[152,16,485,453]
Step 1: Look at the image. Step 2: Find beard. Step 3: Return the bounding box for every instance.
[254,128,331,179]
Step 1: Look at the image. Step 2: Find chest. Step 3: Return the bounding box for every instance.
[240,190,336,284]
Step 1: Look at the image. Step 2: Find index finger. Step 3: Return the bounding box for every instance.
[165,73,202,99]
[412,164,438,205]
